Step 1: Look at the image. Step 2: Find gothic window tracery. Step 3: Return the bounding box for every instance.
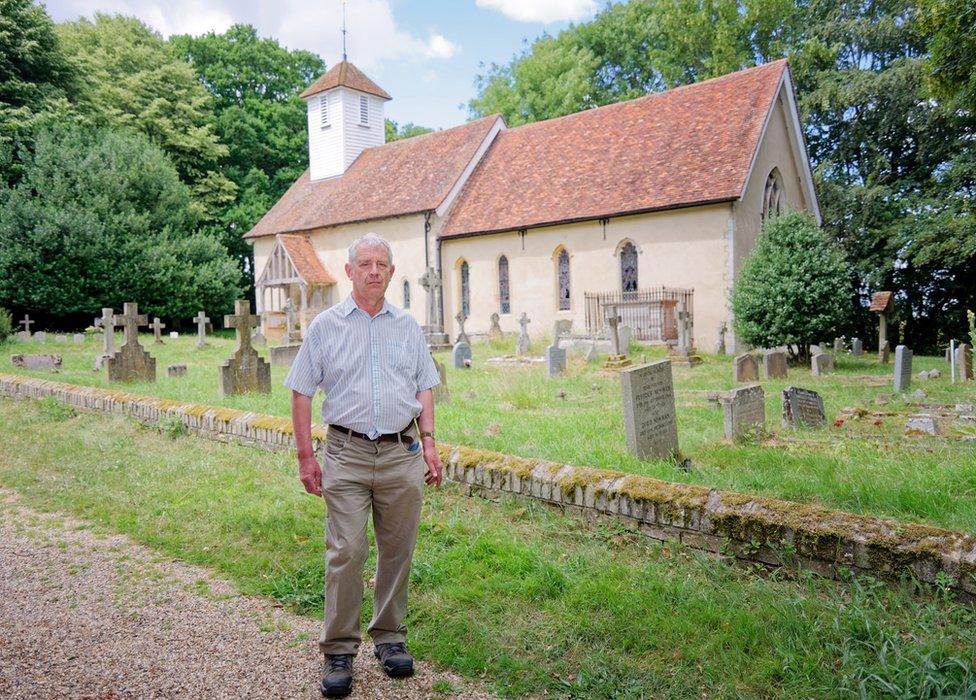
[498,256,511,314]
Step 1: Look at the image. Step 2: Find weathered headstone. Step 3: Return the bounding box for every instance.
[715,322,727,355]
[283,298,302,344]
[811,353,834,376]
[452,341,472,369]
[93,307,116,371]
[72,333,85,344]
[251,328,266,347]
[11,354,62,370]
[16,331,29,342]
[19,315,34,337]
[419,267,446,346]
[194,311,211,349]
[546,344,567,377]
[454,311,471,346]
[733,353,758,383]
[781,387,826,428]
[905,414,938,436]
[107,303,155,383]
[488,312,503,340]
[516,312,531,356]
[150,317,166,344]
[762,350,788,380]
[33,331,47,343]
[893,345,913,392]
[269,343,302,368]
[432,354,449,403]
[552,319,572,344]
[620,360,678,459]
[54,335,67,343]
[721,385,766,441]
[851,338,863,356]
[167,364,187,377]
[833,337,846,354]
[218,300,271,398]
[604,313,632,370]
[879,340,890,364]
[955,343,973,381]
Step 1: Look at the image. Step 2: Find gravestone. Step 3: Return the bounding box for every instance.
[455,311,471,346]
[194,311,211,349]
[851,338,863,356]
[670,302,702,367]
[73,333,85,344]
[282,299,301,344]
[269,343,302,368]
[33,331,47,343]
[19,315,34,337]
[516,313,531,356]
[604,314,632,370]
[905,415,938,436]
[218,300,271,398]
[762,351,788,380]
[721,385,766,441]
[833,337,846,354]
[955,343,973,381]
[715,322,727,355]
[419,267,447,346]
[93,307,117,371]
[781,387,826,428]
[107,303,156,383]
[452,341,472,369]
[811,353,834,376]
[552,319,572,343]
[55,335,67,343]
[16,331,29,342]
[488,312,503,340]
[432,354,449,404]
[150,317,166,344]
[733,353,758,383]
[251,328,266,347]
[584,341,598,362]
[167,364,187,377]
[546,344,567,377]
[620,359,678,459]
[879,340,890,364]
[893,345,913,392]
[11,354,62,371]
[169,331,179,339]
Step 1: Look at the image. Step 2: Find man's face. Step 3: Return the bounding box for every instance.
[345,244,394,301]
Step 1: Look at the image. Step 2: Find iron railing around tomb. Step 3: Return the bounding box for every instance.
[584,287,694,343]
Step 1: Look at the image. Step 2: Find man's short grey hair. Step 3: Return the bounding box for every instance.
[348,232,393,264]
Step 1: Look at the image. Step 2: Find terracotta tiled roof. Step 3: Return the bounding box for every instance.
[299,61,391,100]
[869,291,894,313]
[245,116,500,239]
[278,235,337,285]
[440,60,789,238]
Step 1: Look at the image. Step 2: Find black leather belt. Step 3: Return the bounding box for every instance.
[329,424,414,445]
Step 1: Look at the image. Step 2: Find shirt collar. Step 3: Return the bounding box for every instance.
[340,294,394,318]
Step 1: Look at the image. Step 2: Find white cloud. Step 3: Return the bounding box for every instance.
[475,0,597,23]
[425,33,457,59]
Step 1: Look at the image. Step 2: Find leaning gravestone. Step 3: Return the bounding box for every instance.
[620,359,679,460]
[432,354,449,404]
[762,351,788,380]
[721,384,766,441]
[733,353,758,383]
[781,387,826,428]
[218,300,271,398]
[11,354,62,371]
[546,344,567,377]
[516,313,531,356]
[194,311,211,349]
[851,338,863,356]
[879,340,890,364]
[107,303,156,383]
[955,343,973,382]
[167,364,187,378]
[893,345,913,392]
[811,353,834,376]
[452,341,472,369]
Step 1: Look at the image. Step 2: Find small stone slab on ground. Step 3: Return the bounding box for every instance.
[167,365,187,377]
[10,354,62,371]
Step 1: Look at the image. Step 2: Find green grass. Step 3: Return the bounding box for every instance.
[4,332,976,532]
[1,398,975,698]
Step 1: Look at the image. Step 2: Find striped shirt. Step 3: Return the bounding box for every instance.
[284,295,440,438]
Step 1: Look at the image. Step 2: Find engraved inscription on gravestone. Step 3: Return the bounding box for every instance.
[893,345,913,392]
[781,386,826,428]
[722,385,765,441]
[620,360,679,460]
[546,344,567,377]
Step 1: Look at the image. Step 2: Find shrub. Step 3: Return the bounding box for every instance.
[731,212,852,362]
[0,307,12,343]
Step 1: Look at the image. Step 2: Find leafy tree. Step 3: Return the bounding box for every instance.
[385,118,434,142]
[0,124,240,328]
[0,307,12,343]
[917,0,976,111]
[56,14,235,221]
[731,212,852,362]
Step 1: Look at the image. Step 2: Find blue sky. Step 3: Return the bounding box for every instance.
[43,0,602,129]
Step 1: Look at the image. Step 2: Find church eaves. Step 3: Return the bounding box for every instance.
[299,61,391,100]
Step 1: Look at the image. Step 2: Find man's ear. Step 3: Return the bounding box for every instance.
[344,262,352,280]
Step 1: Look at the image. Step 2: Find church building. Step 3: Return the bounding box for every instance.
[246,58,819,352]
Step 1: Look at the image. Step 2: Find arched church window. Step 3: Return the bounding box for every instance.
[403,280,410,309]
[460,260,470,317]
[762,168,784,221]
[498,256,511,314]
[620,242,638,295]
[557,249,571,311]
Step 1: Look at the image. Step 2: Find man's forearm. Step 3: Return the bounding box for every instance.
[416,389,435,433]
[291,391,315,458]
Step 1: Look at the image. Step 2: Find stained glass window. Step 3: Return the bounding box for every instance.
[460,261,470,317]
[498,256,510,314]
[403,280,410,309]
[557,249,570,311]
[620,242,638,294]
[762,168,784,221]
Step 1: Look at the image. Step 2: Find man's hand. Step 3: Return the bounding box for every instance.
[299,454,323,497]
[422,437,442,486]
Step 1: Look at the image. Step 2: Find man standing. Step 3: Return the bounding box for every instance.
[286,232,442,697]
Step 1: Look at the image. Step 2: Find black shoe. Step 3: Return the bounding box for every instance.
[374,641,414,678]
[320,654,354,697]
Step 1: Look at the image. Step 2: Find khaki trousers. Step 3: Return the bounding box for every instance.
[318,425,426,656]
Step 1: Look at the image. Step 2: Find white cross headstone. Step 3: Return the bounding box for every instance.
[150,317,166,344]
[606,313,623,356]
[95,307,116,356]
[194,311,211,349]
[516,312,531,356]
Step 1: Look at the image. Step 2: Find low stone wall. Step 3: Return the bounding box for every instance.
[3,373,974,600]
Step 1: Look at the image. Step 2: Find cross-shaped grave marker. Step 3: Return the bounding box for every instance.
[218,300,270,398]
[20,315,34,336]
[194,311,211,349]
[113,303,147,348]
[419,267,442,330]
[150,317,166,344]
[107,302,155,382]
[516,312,531,356]
[92,307,116,369]
[606,312,623,356]
[455,310,470,345]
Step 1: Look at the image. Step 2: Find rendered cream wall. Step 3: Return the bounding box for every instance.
[440,204,731,351]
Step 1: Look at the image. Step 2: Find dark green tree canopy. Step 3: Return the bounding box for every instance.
[731,212,852,359]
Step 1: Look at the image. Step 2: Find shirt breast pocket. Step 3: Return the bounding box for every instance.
[386,341,414,372]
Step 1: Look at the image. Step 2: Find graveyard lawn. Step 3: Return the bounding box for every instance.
[3,332,976,533]
[1,399,975,698]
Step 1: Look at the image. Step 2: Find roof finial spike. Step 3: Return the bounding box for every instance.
[341,0,348,63]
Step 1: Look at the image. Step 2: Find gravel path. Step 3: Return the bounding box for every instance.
[0,489,492,699]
